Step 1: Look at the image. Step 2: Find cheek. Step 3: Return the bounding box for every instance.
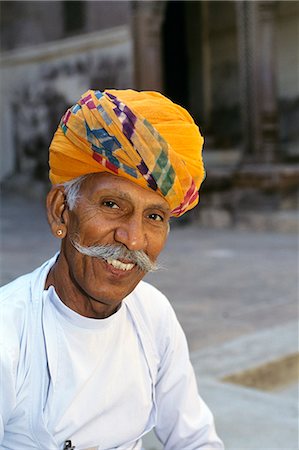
[66,216,82,241]
[68,218,107,245]
[67,206,102,235]
[148,232,168,259]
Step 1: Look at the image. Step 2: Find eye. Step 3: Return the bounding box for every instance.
[148,213,164,222]
[103,200,119,209]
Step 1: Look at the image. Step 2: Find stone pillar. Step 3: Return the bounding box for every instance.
[201,1,212,127]
[236,1,261,162]
[131,1,166,91]
[258,1,279,163]
[236,1,279,164]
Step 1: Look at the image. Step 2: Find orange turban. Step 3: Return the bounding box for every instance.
[49,89,205,216]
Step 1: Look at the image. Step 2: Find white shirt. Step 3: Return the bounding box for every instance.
[43,287,153,448]
[0,255,224,450]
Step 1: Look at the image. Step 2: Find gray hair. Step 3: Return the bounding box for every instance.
[62,174,89,209]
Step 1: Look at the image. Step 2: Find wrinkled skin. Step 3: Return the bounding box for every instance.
[46,173,171,318]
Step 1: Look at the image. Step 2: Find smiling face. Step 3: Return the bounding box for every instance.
[46,173,171,318]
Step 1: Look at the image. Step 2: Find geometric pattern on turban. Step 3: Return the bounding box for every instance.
[49,89,205,217]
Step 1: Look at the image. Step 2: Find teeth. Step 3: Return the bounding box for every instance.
[106,257,135,271]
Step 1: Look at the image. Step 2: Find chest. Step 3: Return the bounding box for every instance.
[45,314,154,446]
[4,304,157,450]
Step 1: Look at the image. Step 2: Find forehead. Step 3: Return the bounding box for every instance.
[80,172,170,210]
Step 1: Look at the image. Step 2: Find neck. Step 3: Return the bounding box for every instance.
[45,255,121,319]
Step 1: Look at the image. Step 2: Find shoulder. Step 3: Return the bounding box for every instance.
[0,272,33,316]
[127,280,175,321]
[126,280,180,347]
[0,273,34,347]
[0,274,33,383]
[0,272,32,302]
[126,281,189,377]
[0,254,57,310]
[0,256,56,344]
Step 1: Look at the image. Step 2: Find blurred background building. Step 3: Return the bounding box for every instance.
[0,0,298,229]
[1,4,298,447]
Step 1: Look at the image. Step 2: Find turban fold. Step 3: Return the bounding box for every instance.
[49,89,205,217]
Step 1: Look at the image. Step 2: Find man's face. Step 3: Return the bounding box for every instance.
[54,173,170,317]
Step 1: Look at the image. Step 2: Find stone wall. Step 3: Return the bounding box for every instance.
[0,1,131,51]
[0,26,134,183]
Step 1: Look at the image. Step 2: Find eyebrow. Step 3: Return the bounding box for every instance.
[101,190,170,213]
[146,203,170,213]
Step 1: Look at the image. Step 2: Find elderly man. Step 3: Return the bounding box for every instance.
[0,90,224,449]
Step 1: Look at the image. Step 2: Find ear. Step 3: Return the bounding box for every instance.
[46,186,69,239]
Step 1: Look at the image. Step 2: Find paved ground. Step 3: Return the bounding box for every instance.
[1,191,298,449]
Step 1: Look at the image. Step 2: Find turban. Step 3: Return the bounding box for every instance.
[49,89,205,217]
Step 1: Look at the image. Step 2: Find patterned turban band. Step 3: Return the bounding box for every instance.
[49,89,205,217]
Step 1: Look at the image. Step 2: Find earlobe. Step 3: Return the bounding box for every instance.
[46,187,68,239]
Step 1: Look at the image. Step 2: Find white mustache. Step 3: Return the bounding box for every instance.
[71,240,159,273]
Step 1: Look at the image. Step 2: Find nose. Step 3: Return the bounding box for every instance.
[114,216,147,251]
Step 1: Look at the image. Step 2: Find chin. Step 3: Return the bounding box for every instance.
[86,282,140,305]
